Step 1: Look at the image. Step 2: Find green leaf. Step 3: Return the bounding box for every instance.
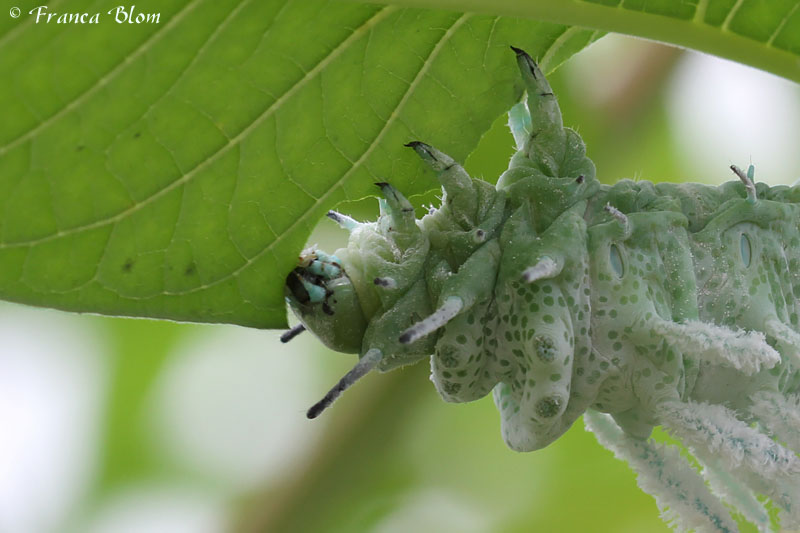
[0,0,598,327]
[374,0,800,83]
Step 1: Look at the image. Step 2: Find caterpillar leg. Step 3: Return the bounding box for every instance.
[652,320,780,375]
[489,202,594,451]
[431,298,499,402]
[585,410,737,533]
[657,400,800,525]
[491,282,580,451]
[399,240,501,345]
[750,390,800,453]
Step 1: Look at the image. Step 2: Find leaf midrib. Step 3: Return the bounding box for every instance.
[369,0,800,83]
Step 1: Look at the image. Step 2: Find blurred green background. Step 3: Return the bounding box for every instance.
[2,34,800,533]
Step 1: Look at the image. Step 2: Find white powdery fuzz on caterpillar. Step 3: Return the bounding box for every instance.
[750,391,800,453]
[659,400,800,522]
[698,458,773,533]
[659,401,800,479]
[653,320,780,375]
[765,319,800,367]
[585,411,737,533]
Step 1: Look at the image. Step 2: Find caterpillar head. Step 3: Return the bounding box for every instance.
[284,248,367,354]
[284,186,435,418]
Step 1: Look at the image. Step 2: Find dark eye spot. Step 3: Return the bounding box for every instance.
[286,269,310,304]
[609,243,624,278]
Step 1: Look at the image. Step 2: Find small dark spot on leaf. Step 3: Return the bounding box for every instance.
[76,145,85,152]
[122,259,135,272]
[184,262,196,276]
[133,132,141,138]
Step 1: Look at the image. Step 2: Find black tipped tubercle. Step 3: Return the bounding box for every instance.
[404,140,431,152]
[510,45,537,72]
[307,393,334,419]
[280,323,306,343]
[404,141,433,157]
[306,349,383,419]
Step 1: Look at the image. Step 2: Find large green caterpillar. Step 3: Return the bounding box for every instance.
[283,48,800,532]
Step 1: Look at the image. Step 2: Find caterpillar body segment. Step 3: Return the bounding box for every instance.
[283,47,800,531]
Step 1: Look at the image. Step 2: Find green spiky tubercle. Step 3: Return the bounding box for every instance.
[499,48,600,232]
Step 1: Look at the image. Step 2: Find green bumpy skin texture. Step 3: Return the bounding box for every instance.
[286,49,800,532]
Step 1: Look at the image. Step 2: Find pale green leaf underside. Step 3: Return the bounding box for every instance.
[0,0,598,327]
[377,0,800,83]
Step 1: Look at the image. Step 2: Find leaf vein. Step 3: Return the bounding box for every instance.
[767,2,800,47]
[0,5,397,251]
[0,0,202,157]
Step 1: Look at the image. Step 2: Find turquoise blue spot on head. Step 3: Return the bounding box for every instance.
[302,279,327,303]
